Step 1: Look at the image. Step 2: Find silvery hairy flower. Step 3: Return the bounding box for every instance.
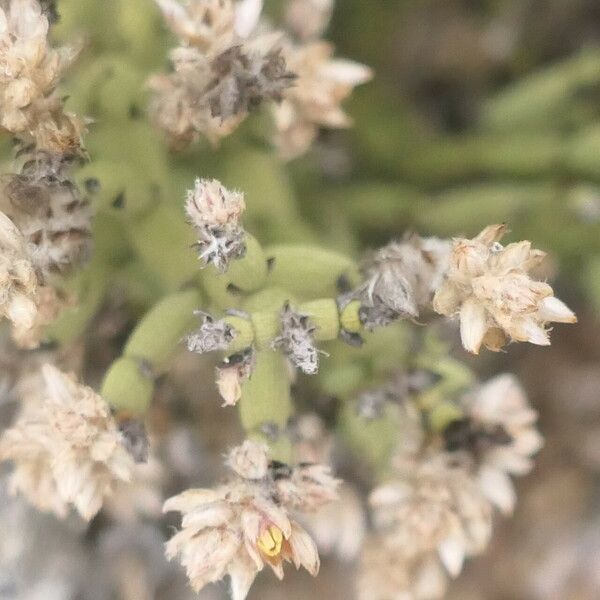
[346,234,451,330]
[186,310,236,353]
[369,453,493,586]
[284,0,334,42]
[150,0,295,148]
[185,178,247,272]
[272,303,323,374]
[273,39,372,160]
[0,364,135,520]
[164,439,339,599]
[433,224,577,354]
[216,347,255,407]
[447,374,543,515]
[2,151,93,276]
[0,0,83,153]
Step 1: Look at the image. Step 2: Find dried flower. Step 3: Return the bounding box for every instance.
[273,40,372,159]
[0,365,135,520]
[164,440,338,598]
[186,311,236,353]
[452,374,544,515]
[216,348,255,406]
[207,45,295,121]
[0,0,82,152]
[346,234,451,330]
[433,224,577,353]
[272,303,323,374]
[370,453,493,583]
[151,0,295,148]
[284,0,334,42]
[185,178,247,272]
[2,152,92,276]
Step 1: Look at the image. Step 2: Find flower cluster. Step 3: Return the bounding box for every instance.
[185,177,246,272]
[433,224,576,353]
[272,35,372,160]
[164,439,339,599]
[361,453,493,600]
[359,372,543,599]
[0,0,92,347]
[0,0,84,153]
[149,0,371,157]
[0,365,135,520]
[149,0,294,149]
[447,374,544,515]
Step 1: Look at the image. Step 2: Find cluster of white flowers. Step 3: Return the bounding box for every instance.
[0,365,135,520]
[0,0,84,153]
[433,224,576,353]
[150,0,371,157]
[0,0,92,347]
[358,373,543,599]
[164,439,339,599]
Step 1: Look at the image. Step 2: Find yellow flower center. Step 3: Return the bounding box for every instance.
[257,525,284,557]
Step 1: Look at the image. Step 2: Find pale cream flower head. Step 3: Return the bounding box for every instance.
[433,224,577,354]
[370,453,493,582]
[0,365,135,520]
[274,40,372,159]
[185,177,245,228]
[459,374,544,515]
[0,0,81,150]
[163,439,339,599]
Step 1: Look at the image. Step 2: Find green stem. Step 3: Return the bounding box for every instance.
[101,288,202,414]
[239,351,293,462]
[264,245,360,299]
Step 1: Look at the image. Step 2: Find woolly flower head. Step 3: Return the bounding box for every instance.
[365,453,493,599]
[447,374,543,515]
[185,179,247,272]
[0,0,81,151]
[0,365,135,520]
[352,234,451,329]
[186,177,245,228]
[151,0,295,148]
[433,224,576,354]
[164,439,339,599]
